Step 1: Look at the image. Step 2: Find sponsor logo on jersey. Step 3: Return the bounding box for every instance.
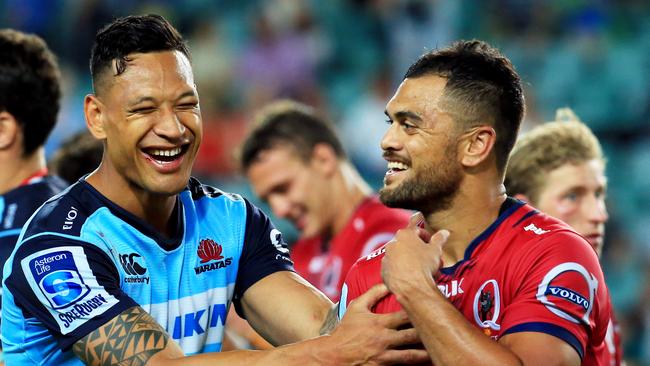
[171,303,227,340]
[473,279,501,336]
[524,223,549,235]
[62,206,79,230]
[3,203,17,228]
[270,229,292,263]
[365,246,386,261]
[536,262,599,324]
[147,287,232,354]
[119,252,150,284]
[22,246,119,334]
[28,250,90,309]
[194,239,233,275]
[438,278,465,298]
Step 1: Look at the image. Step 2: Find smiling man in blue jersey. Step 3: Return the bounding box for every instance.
[1,14,426,366]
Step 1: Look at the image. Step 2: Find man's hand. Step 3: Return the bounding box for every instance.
[381,213,449,296]
[322,284,430,365]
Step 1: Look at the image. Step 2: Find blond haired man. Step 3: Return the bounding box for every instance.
[505,108,622,365]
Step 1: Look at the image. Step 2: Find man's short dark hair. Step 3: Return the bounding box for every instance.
[49,130,103,184]
[404,40,525,173]
[90,14,190,93]
[239,100,346,171]
[0,29,61,156]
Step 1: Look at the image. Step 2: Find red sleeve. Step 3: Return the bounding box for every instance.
[338,248,385,318]
[500,230,611,360]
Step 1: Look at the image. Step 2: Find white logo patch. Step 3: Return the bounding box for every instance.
[524,223,549,235]
[473,279,501,331]
[269,228,289,254]
[22,246,119,334]
[536,262,598,325]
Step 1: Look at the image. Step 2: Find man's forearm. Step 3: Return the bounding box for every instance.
[394,280,522,366]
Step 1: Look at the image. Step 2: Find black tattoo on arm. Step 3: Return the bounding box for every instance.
[73,306,170,366]
[319,303,340,335]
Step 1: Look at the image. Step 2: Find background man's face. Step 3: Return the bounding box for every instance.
[247,146,332,238]
[535,159,608,256]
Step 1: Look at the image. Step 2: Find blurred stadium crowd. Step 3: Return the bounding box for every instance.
[2,0,649,363]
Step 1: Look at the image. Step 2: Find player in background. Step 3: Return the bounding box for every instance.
[505,107,623,365]
[340,40,611,365]
[225,100,411,350]
[49,130,103,184]
[1,15,427,365]
[240,100,411,302]
[0,30,68,364]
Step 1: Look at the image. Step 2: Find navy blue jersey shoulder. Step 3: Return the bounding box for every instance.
[0,176,67,273]
[22,180,184,250]
[232,198,294,317]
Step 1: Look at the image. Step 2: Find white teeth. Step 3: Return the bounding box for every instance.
[150,147,182,157]
[387,161,409,170]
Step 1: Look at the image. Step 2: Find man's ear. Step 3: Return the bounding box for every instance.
[458,126,496,168]
[84,95,107,139]
[0,111,19,150]
[310,143,339,176]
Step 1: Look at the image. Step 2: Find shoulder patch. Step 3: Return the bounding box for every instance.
[536,262,599,325]
[21,246,119,334]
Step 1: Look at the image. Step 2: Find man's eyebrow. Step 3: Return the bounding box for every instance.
[385,109,423,123]
[129,96,156,107]
[176,90,198,102]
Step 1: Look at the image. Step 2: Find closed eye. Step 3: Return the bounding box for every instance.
[130,106,156,114]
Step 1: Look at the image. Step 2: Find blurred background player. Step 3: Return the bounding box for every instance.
[48,130,103,184]
[505,107,623,365]
[0,29,67,331]
[0,29,67,263]
[227,99,411,350]
[240,99,411,301]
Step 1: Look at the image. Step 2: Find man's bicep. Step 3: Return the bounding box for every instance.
[72,305,184,366]
[499,331,581,366]
[240,271,333,345]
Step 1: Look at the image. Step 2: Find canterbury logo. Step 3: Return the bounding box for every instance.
[119,253,147,276]
[198,239,224,263]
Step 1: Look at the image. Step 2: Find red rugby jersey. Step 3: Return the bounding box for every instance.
[291,195,411,302]
[340,198,611,365]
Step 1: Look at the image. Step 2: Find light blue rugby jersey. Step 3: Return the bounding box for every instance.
[1,177,294,365]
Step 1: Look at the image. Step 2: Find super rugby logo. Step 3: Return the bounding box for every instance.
[22,246,119,334]
[194,239,233,274]
[536,262,599,325]
[473,279,501,335]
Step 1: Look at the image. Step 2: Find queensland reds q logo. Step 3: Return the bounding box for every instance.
[197,239,224,263]
[473,279,501,334]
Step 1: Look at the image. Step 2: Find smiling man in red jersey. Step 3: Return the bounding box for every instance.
[340,40,611,366]
[506,108,622,365]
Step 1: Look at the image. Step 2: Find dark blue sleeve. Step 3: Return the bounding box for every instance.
[5,235,137,351]
[232,199,294,317]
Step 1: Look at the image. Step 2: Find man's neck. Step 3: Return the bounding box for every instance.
[0,148,46,195]
[423,179,507,267]
[328,162,373,237]
[85,166,178,237]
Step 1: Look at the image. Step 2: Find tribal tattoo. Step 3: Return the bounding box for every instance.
[72,306,170,366]
[319,303,340,335]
